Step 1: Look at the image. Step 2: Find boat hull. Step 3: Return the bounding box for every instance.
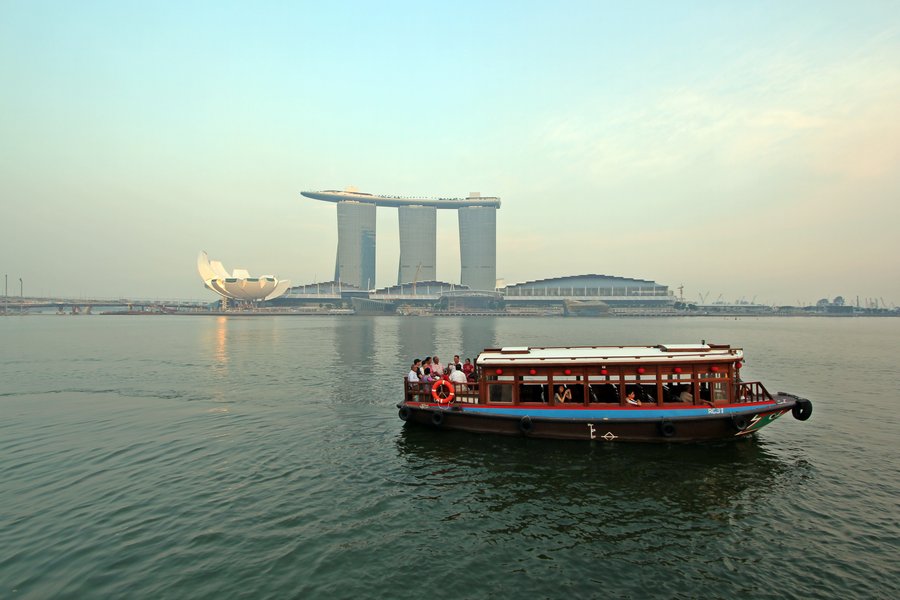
[398,394,806,442]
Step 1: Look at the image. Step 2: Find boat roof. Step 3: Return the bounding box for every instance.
[476,344,743,366]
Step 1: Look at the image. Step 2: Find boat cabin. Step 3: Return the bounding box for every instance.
[406,344,773,407]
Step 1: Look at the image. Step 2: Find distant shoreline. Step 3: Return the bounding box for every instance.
[3,310,897,319]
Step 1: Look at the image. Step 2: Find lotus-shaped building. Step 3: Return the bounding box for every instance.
[197,251,290,302]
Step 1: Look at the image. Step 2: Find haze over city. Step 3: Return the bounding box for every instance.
[2,1,899,306]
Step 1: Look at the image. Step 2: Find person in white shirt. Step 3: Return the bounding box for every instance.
[449,363,468,392]
[407,359,421,383]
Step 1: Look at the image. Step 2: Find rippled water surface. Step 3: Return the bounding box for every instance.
[1,316,898,598]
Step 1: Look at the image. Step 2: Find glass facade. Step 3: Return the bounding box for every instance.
[458,206,497,291]
[335,201,376,290]
[397,206,437,284]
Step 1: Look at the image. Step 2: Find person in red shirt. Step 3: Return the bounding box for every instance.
[462,358,475,381]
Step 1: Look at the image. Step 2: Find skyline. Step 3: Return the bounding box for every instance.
[2,2,900,305]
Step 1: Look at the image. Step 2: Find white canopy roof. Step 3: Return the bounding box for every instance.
[477,344,742,366]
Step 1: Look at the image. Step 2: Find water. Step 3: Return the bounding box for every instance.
[1,315,898,599]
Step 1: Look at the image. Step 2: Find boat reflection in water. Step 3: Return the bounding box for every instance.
[394,424,804,524]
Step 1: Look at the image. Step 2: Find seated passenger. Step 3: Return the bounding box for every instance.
[678,386,694,403]
[625,390,642,406]
[554,385,572,404]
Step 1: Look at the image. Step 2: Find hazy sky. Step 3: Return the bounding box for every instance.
[2,1,899,305]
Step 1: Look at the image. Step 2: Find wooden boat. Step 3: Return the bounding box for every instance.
[397,344,812,442]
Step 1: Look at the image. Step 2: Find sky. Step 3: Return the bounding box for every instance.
[1,1,899,306]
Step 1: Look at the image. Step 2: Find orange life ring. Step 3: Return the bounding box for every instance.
[431,379,455,404]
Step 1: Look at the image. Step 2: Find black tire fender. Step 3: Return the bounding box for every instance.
[398,406,412,422]
[732,414,750,431]
[431,410,445,426]
[792,399,813,421]
[518,416,534,434]
[659,420,676,438]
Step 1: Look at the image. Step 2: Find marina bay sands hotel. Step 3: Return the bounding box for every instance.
[301,189,501,291]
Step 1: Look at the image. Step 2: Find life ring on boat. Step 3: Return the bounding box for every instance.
[732,414,750,431]
[431,410,445,426]
[398,406,412,421]
[431,380,455,405]
[519,416,534,434]
[659,420,676,438]
[792,398,813,421]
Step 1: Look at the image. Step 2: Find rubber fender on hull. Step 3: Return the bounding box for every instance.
[732,414,750,431]
[659,420,676,438]
[518,416,534,434]
[431,411,445,426]
[792,398,813,421]
[398,406,412,421]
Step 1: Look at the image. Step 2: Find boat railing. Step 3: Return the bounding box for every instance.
[404,379,480,404]
[736,381,774,403]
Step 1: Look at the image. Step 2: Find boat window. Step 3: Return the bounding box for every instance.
[552,375,580,383]
[551,373,586,404]
[711,380,728,402]
[588,382,619,404]
[485,371,514,404]
[519,373,548,404]
[698,369,731,403]
[488,384,513,403]
[661,369,694,403]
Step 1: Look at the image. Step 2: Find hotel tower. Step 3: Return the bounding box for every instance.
[301,189,501,291]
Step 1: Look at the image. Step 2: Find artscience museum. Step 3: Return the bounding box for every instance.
[197,251,290,303]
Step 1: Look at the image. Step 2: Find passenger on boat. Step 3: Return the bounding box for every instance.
[422,367,434,383]
[453,355,462,371]
[462,358,474,379]
[555,385,572,404]
[407,359,421,383]
[432,356,444,377]
[626,390,642,406]
[449,363,468,391]
[678,385,694,403]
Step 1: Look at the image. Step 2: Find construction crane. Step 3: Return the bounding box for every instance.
[677,284,684,302]
[698,291,709,304]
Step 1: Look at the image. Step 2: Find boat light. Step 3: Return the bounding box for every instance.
[529,368,537,375]
[673,367,683,374]
[564,369,572,376]
[495,368,503,375]
[637,367,646,374]
[711,365,719,372]
[600,368,608,375]
[735,361,743,369]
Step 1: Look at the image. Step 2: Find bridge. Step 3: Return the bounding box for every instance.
[1,297,212,314]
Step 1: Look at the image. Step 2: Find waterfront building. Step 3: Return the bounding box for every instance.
[301,189,500,290]
[458,205,498,291]
[397,205,436,284]
[499,274,675,313]
[197,251,290,304]
[335,201,376,290]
